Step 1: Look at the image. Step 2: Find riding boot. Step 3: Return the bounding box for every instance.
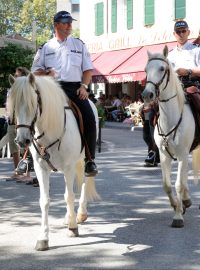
[144,150,158,167]
[84,130,98,177]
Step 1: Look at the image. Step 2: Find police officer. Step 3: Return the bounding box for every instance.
[31,10,98,177]
[168,20,200,88]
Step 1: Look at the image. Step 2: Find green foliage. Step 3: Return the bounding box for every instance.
[0,0,56,45]
[0,43,34,106]
[96,104,106,127]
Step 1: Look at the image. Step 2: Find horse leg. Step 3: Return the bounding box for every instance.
[172,158,189,228]
[34,165,50,251]
[77,182,88,223]
[63,166,79,237]
[160,155,177,210]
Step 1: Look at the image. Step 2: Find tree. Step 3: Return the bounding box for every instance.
[0,43,34,106]
[15,0,56,46]
[0,0,24,35]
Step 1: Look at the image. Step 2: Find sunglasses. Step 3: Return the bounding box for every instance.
[175,29,187,34]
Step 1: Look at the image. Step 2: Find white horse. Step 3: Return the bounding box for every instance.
[7,73,100,251]
[142,45,200,228]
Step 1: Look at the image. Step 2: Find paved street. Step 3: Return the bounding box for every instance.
[1,124,200,270]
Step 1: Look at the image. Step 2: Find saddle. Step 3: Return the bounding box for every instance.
[185,86,200,151]
[68,100,92,160]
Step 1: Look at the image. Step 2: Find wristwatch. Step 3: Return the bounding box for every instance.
[81,83,88,90]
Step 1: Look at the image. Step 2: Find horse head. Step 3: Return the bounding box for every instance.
[8,73,38,148]
[142,45,170,103]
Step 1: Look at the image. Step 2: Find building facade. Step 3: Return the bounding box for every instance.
[57,0,80,29]
[79,0,199,99]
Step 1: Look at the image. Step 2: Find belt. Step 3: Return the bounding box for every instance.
[60,81,81,86]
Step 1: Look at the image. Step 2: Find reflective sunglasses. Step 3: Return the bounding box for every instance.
[175,29,187,34]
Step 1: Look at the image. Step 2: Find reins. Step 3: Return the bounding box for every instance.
[147,57,184,160]
[16,87,68,172]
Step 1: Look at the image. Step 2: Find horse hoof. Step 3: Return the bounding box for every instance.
[35,240,49,251]
[77,213,88,224]
[68,228,79,237]
[171,219,184,228]
[182,199,192,208]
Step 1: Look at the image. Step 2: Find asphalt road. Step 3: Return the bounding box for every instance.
[1,124,200,270]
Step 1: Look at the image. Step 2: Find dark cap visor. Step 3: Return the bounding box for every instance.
[54,17,77,23]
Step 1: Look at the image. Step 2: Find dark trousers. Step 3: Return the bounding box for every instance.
[60,81,96,160]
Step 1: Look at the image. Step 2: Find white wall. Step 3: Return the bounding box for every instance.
[57,0,80,29]
[80,0,200,53]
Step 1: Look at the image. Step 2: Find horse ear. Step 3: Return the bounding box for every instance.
[8,74,15,86]
[28,73,35,86]
[163,45,168,58]
[147,50,153,59]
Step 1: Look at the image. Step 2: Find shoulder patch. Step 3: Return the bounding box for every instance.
[38,42,47,49]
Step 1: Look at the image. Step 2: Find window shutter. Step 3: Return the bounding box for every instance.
[175,0,186,19]
[144,0,155,26]
[111,0,117,33]
[127,0,133,30]
[95,2,104,36]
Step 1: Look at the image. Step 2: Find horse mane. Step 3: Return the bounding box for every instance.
[148,52,185,110]
[8,75,68,140]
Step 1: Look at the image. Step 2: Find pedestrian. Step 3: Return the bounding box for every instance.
[168,20,200,88]
[31,10,98,177]
[6,67,30,180]
[140,102,159,167]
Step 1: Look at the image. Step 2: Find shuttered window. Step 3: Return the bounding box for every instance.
[127,0,133,30]
[95,2,104,36]
[144,0,154,26]
[111,0,117,33]
[175,0,186,19]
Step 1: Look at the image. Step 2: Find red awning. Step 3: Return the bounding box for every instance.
[91,47,142,82]
[91,41,177,83]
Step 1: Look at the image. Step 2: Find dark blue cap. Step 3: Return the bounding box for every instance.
[54,11,76,23]
[174,20,188,30]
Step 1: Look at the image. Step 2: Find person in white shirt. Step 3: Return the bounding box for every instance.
[168,20,200,88]
[32,11,98,177]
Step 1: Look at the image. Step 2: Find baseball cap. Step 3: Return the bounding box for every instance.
[174,20,188,30]
[53,11,77,23]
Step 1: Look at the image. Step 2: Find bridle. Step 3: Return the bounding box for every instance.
[15,88,42,135]
[146,57,171,100]
[15,87,67,172]
[146,57,183,160]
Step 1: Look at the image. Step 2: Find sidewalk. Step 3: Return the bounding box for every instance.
[104,120,143,130]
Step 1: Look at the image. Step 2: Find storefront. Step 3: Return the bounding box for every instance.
[91,41,178,100]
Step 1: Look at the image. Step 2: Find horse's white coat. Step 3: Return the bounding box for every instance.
[142,46,200,227]
[8,74,100,249]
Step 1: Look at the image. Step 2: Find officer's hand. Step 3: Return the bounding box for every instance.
[46,68,57,78]
[77,86,89,100]
[176,68,189,77]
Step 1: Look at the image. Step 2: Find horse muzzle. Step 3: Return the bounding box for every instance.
[142,88,155,103]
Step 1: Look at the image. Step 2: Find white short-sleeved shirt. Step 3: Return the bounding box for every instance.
[168,42,200,70]
[31,36,93,82]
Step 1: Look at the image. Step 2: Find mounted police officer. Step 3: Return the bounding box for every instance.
[168,20,200,89]
[31,10,98,177]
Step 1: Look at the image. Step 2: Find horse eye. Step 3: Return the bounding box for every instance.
[160,66,165,72]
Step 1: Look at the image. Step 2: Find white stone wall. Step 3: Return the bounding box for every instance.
[80,0,200,53]
[57,0,80,29]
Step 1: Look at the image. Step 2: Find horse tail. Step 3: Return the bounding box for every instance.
[75,159,101,201]
[192,147,200,184]
[85,176,101,201]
